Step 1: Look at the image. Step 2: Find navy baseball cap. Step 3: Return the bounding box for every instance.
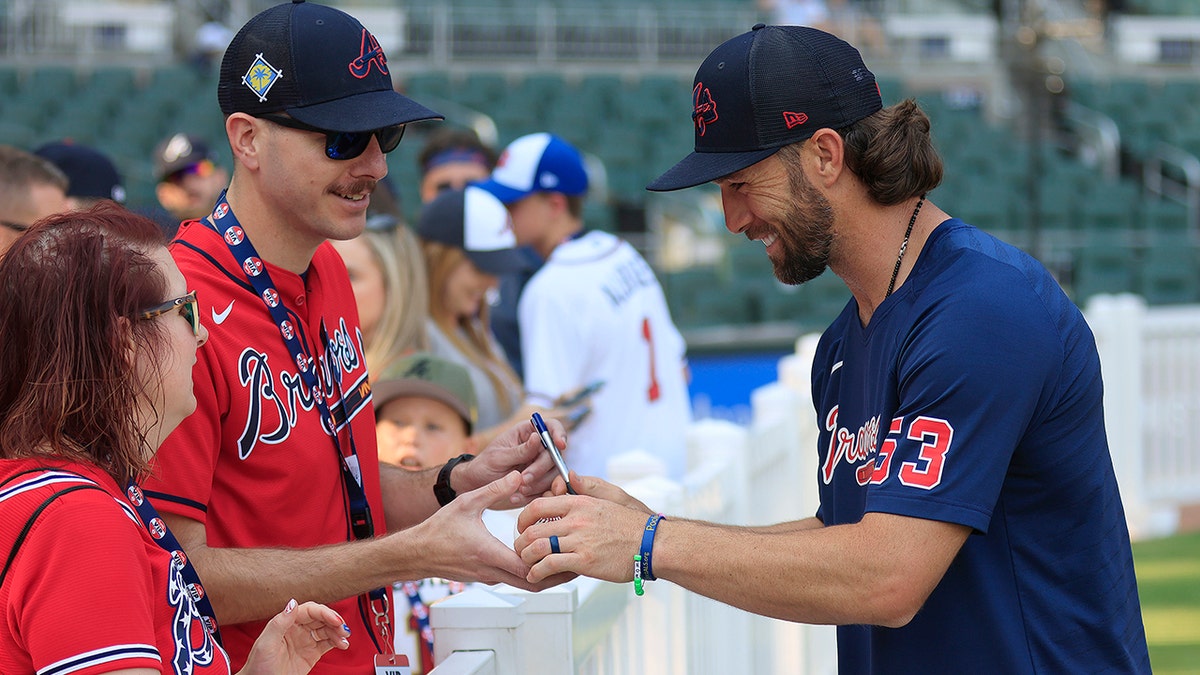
[475,132,589,204]
[648,24,881,192]
[417,185,528,276]
[218,0,442,133]
[33,141,126,203]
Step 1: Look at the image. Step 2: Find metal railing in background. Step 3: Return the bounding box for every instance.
[1143,142,1200,236]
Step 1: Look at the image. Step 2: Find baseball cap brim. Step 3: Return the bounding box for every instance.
[647,147,781,192]
[287,88,443,133]
[373,380,472,430]
[473,177,528,205]
[466,248,532,276]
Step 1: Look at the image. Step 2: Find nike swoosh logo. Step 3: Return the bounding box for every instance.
[212,301,234,325]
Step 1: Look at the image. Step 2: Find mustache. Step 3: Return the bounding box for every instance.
[332,179,378,196]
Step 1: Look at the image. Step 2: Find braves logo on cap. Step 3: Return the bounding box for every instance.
[242,257,263,277]
[349,29,388,79]
[692,83,718,136]
[242,53,283,103]
[223,225,245,246]
[261,288,280,308]
[782,111,809,130]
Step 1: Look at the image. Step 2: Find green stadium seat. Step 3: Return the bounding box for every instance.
[0,121,35,148]
[0,68,20,98]
[398,72,450,102]
[693,285,754,326]
[1071,242,1138,301]
[1141,244,1200,305]
[1078,181,1140,241]
[1142,199,1191,242]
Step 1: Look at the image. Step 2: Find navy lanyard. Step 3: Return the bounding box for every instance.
[206,192,395,655]
[125,481,224,646]
[206,191,374,541]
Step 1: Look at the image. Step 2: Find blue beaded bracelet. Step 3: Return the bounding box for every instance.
[640,514,665,582]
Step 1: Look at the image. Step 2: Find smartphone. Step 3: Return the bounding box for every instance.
[557,380,605,409]
[564,405,592,431]
[531,412,577,495]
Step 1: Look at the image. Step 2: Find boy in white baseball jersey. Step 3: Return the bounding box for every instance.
[478,133,693,478]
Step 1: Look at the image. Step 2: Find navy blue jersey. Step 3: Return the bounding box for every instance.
[812,220,1150,674]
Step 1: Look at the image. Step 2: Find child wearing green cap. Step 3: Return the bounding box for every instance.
[373,352,479,471]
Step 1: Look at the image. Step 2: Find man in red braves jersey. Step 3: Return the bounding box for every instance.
[141,3,564,673]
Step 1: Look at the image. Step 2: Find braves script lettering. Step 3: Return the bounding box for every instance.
[236,319,367,459]
[821,406,881,486]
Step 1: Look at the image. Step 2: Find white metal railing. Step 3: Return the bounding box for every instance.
[427,296,1199,673]
[1088,294,1200,536]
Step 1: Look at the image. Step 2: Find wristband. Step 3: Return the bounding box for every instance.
[639,514,665,581]
[434,453,475,506]
[633,554,644,596]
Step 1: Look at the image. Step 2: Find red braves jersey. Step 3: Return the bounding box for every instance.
[0,459,231,675]
[142,218,388,674]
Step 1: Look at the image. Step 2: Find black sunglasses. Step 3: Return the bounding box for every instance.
[257,114,405,160]
[140,291,201,338]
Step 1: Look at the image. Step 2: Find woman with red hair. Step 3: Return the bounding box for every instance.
[0,203,351,675]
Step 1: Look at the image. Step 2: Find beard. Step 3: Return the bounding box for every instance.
[770,163,835,286]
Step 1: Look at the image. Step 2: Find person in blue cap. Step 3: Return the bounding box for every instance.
[476,132,693,480]
[515,24,1150,674]
[138,3,567,673]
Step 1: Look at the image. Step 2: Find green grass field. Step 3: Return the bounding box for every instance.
[1133,530,1200,674]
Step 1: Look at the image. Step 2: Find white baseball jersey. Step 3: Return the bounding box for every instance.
[519,230,692,478]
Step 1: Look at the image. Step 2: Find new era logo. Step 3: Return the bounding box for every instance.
[782,111,809,129]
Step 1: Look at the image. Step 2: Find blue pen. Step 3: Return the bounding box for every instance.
[532,412,577,495]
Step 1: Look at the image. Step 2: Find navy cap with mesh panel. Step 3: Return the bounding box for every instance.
[648,24,881,192]
[218,0,442,133]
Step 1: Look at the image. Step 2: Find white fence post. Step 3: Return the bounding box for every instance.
[429,588,526,675]
[1085,294,1152,538]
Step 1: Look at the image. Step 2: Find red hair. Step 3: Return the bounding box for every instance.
[0,202,169,484]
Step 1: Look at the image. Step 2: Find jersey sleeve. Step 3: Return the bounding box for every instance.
[865,280,1064,533]
[142,338,225,523]
[518,274,591,402]
[8,490,162,673]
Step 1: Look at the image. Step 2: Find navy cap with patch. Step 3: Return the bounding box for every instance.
[648,24,882,192]
[218,0,442,133]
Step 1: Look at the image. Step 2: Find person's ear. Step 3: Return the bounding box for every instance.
[809,129,846,187]
[226,113,264,171]
[544,192,569,216]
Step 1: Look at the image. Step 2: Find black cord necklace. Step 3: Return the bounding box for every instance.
[884,194,927,299]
